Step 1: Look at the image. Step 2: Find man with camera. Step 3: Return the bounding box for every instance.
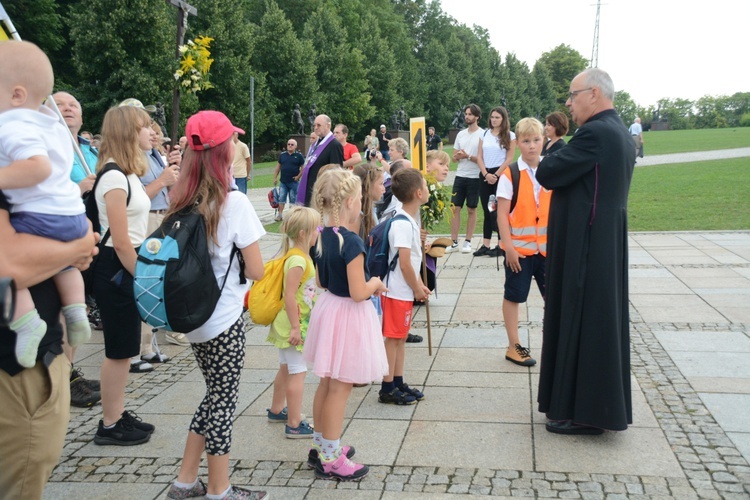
[0,191,98,498]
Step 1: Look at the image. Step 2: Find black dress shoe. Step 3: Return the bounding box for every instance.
[545,420,604,435]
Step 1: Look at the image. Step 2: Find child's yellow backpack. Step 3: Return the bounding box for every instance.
[245,247,309,326]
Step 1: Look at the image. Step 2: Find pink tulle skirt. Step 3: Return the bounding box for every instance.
[303,291,389,384]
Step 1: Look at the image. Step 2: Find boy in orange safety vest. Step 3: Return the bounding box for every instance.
[496,117,552,367]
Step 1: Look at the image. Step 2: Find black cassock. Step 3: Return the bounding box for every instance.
[536,109,636,431]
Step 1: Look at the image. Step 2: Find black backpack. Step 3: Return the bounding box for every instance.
[81,163,131,293]
[84,162,131,242]
[133,204,246,333]
[364,214,409,282]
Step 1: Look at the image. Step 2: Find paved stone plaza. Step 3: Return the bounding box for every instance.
[43,153,750,499]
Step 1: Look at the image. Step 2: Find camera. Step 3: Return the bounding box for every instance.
[0,277,16,328]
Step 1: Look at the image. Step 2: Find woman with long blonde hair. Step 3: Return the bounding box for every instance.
[91,105,155,446]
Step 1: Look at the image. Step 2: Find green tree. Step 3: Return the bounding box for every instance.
[532,61,557,119]
[657,98,695,130]
[356,13,401,136]
[251,0,318,142]
[186,0,270,138]
[67,0,175,132]
[466,27,502,118]
[694,96,729,129]
[502,53,533,125]
[301,5,374,134]
[614,90,638,126]
[537,44,588,109]
[4,0,74,86]
[420,39,459,134]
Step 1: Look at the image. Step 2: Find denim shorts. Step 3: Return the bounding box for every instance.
[277,181,298,204]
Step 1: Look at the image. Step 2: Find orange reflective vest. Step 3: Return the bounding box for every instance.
[500,167,552,257]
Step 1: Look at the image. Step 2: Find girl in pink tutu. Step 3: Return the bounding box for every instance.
[303,168,389,481]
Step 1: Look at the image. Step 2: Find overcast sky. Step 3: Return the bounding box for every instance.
[439,0,749,107]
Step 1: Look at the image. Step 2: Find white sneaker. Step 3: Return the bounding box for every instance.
[444,241,459,253]
[460,241,472,253]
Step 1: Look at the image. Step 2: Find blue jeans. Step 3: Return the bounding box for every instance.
[234,177,247,194]
[277,181,298,204]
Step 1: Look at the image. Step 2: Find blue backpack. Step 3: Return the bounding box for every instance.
[364,214,408,281]
[133,207,245,333]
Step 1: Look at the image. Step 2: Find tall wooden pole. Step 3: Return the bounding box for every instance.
[166,0,197,143]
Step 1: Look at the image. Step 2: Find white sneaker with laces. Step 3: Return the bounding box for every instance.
[460,241,472,253]
[444,241,459,253]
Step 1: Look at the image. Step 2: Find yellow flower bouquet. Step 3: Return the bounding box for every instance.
[420,173,452,230]
[174,35,214,94]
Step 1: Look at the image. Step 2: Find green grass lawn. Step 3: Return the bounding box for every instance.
[638,127,750,155]
[628,158,750,231]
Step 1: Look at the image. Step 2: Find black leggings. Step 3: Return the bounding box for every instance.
[479,167,501,241]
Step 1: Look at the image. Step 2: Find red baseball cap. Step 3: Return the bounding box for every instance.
[185,110,245,151]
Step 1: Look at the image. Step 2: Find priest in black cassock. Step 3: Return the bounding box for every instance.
[536,68,636,435]
[296,114,344,207]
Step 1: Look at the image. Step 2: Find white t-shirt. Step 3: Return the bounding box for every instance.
[0,106,82,215]
[629,122,642,135]
[496,157,543,207]
[187,191,265,343]
[385,208,422,301]
[95,166,151,247]
[481,130,516,170]
[454,127,484,178]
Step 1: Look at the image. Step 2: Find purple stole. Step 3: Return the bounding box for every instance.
[296,133,336,205]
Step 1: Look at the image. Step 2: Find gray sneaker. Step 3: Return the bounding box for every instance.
[224,486,268,499]
[71,367,100,391]
[166,478,207,499]
[70,377,100,408]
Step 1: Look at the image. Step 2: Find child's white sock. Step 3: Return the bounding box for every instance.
[173,478,198,489]
[313,431,323,448]
[61,303,91,347]
[206,485,231,499]
[11,309,47,368]
[320,437,340,461]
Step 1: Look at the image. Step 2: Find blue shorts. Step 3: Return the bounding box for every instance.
[503,253,546,303]
[277,181,298,204]
[10,211,88,242]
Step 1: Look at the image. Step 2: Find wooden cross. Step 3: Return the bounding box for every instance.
[166,0,197,143]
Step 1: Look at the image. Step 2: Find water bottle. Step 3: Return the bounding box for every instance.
[488,194,497,212]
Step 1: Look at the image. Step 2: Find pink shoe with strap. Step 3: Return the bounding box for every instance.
[314,451,369,481]
[307,444,355,469]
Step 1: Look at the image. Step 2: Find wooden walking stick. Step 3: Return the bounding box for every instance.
[421,251,433,356]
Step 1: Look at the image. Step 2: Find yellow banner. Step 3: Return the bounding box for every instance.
[0,25,9,41]
[409,117,426,172]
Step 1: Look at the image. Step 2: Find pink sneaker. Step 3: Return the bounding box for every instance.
[315,452,369,481]
[307,444,356,469]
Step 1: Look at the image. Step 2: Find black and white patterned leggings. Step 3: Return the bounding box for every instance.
[189,317,245,456]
